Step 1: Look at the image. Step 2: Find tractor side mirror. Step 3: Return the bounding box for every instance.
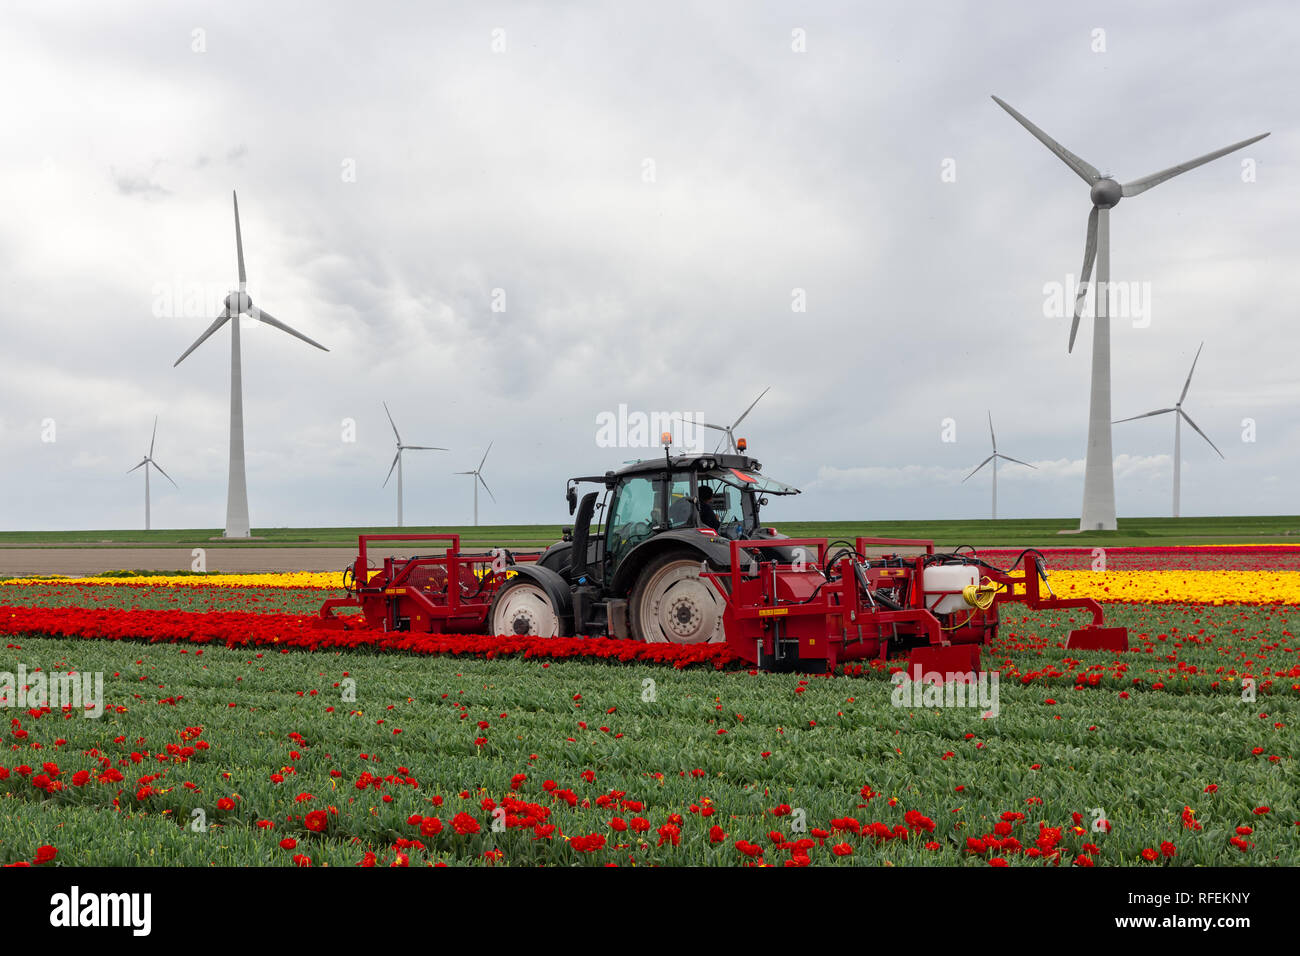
[567,485,578,515]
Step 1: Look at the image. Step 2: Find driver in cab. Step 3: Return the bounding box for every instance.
[696,485,722,532]
[669,484,722,532]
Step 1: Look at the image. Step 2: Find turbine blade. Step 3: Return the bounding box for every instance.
[962,455,995,483]
[149,416,158,457]
[732,386,771,429]
[1179,342,1205,405]
[233,191,246,287]
[1180,410,1225,459]
[173,311,232,367]
[127,460,147,474]
[454,470,475,475]
[403,445,447,451]
[382,450,400,488]
[997,454,1036,469]
[383,401,401,444]
[478,442,492,472]
[1069,206,1099,354]
[987,410,996,452]
[1122,133,1270,197]
[1113,408,1176,424]
[478,473,496,502]
[150,459,178,487]
[990,96,1101,184]
[249,307,328,352]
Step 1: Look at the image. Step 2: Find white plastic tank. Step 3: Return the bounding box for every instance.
[922,564,978,615]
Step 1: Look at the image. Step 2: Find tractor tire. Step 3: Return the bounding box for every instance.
[488,578,570,638]
[629,550,727,644]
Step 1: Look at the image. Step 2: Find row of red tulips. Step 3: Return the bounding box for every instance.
[0,605,738,668]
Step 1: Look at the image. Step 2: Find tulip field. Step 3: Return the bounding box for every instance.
[1,545,1296,868]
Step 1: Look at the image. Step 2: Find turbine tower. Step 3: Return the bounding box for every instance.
[127,417,177,531]
[1114,342,1223,518]
[700,387,770,453]
[382,401,446,527]
[962,411,1035,520]
[992,96,1266,531]
[455,443,495,526]
[173,192,328,537]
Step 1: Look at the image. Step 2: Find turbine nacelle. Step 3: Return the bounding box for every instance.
[1089,178,1122,209]
[224,290,253,315]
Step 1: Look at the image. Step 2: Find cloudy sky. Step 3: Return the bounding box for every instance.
[1,0,1295,531]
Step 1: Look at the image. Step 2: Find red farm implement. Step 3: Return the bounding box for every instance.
[319,524,1128,675]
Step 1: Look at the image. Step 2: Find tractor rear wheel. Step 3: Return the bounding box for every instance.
[629,550,726,644]
[488,579,569,637]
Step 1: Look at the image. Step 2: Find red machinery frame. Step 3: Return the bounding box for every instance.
[318,533,535,633]
[702,536,1126,672]
[319,532,1128,669]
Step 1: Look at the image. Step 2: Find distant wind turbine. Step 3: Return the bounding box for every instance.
[992,95,1267,531]
[127,417,177,531]
[962,412,1035,520]
[1114,342,1223,518]
[700,387,770,453]
[455,443,495,526]
[382,401,446,527]
[173,191,328,537]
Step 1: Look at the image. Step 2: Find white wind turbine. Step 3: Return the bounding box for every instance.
[962,411,1035,520]
[127,417,177,531]
[455,443,495,526]
[992,96,1266,531]
[700,387,770,453]
[1114,342,1222,518]
[173,191,328,537]
[382,401,446,527]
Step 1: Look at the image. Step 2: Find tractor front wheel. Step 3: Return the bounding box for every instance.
[630,550,726,644]
[488,579,569,637]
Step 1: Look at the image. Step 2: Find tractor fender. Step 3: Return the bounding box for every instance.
[609,530,733,597]
[504,564,575,623]
[537,541,572,575]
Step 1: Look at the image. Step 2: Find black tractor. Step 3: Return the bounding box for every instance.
[485,451,802,642]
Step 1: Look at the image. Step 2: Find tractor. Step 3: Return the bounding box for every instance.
[319,444,1128,674]
[500,446,804,645]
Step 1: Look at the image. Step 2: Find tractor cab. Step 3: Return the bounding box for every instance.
[539,452,801,639]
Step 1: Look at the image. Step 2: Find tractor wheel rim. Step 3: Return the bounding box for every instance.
[493,584,559,637]
[640,560,723,644]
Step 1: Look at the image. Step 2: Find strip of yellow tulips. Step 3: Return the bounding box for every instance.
[12,567,1298,605]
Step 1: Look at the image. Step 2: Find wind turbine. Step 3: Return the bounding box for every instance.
[127,417,177,531]
[962,411,1035,520]
[455,443,495,526]
[173,191,328,537]
[1114,342,1223,518]
[992,96,1266,531]
[700,387,770,453]
[382,401,446,527]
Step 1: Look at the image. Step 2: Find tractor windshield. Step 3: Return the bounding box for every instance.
[710,468,801,496]
[697,469,799,538]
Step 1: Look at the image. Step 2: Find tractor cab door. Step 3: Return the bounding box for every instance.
[604,474,666,580]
